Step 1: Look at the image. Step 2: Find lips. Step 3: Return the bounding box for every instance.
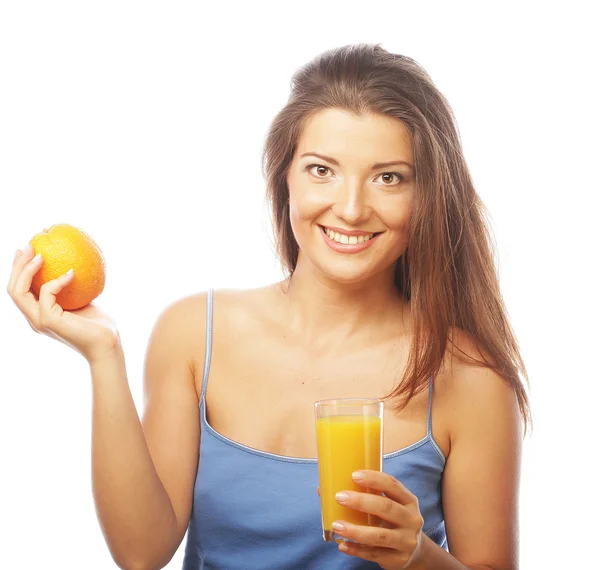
[323,227,373,245]
[319,225,382,253]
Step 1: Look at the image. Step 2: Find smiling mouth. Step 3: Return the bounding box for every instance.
[320,225,382,245]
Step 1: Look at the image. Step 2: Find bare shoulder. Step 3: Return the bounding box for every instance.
[156,283,282,349]
[151,292,209,360]
[211,282,286,336]
[159,285,283,393]
[435,327,523,443]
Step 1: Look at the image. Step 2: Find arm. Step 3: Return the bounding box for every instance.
[91,295,205,569]
[414,363,523,570]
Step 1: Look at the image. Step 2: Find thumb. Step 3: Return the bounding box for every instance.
[37,269,76,333]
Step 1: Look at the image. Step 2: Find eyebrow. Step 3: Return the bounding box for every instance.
[299,152,414,172]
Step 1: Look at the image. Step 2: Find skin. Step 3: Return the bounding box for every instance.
[8,108,522,569]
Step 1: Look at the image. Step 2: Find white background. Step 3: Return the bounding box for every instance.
[1,1,598,568]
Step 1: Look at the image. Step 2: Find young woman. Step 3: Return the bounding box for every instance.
[7,43,530,570]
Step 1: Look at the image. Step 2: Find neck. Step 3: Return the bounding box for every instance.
[279,254,410,344]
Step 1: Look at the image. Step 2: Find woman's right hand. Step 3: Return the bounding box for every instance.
[7,244,121,365]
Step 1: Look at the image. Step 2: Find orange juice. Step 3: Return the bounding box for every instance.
[316,414,382,538]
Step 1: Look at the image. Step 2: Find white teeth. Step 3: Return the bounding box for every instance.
[324,227,374,245]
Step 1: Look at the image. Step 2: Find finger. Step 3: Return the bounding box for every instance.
[336,490,412,526]
[338,540,398,566]
[8,249,40,334]
[332,520,399,549]
[38,268,75,327]
[9,250,44,324]
[11,247,42,296]
[7,244,34,292]
[352,470,416,506]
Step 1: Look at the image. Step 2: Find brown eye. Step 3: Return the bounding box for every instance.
[306,164,331,177]
[378,172,405,185]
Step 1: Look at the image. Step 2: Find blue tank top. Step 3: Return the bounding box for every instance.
[182,289,447,569]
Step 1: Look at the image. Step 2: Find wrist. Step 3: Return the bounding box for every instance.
[403,531,429,570]
[87,340,124,370]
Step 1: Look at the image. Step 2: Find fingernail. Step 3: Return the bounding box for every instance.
[332,521,345,531]
[14,249,20,260]
[352,471,365,481]
[65,268,74,276]
[31,253,42,263]
[335,492,349,503]
[23,244,33,255]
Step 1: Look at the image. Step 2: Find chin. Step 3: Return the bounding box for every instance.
[312,258,388,286]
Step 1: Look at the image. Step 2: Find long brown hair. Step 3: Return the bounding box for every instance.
[261,42,531,433]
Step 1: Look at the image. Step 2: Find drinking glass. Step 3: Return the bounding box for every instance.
[315,398,384,542]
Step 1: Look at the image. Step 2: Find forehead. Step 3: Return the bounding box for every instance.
[296,108,413,162]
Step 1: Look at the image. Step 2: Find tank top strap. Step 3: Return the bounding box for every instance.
[427,375,434,438]
[200,288,214,404]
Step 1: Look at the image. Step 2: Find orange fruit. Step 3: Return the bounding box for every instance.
[29,224,106,310]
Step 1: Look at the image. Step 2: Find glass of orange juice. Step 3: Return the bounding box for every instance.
[315,398,384,542]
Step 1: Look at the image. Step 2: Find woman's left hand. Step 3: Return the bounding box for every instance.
[333,470,425,569]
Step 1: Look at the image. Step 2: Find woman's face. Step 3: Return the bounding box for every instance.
[286,108,415,285]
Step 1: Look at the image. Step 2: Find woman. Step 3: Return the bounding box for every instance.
[7,43,530,569]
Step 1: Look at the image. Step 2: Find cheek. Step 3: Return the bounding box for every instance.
[289,185,331,226]
[377,196,413,233]
[289,198,318,247]
[288,198,306,236]
[287,179,313,245]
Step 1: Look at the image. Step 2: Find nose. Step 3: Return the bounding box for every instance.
[331,181,371,226]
